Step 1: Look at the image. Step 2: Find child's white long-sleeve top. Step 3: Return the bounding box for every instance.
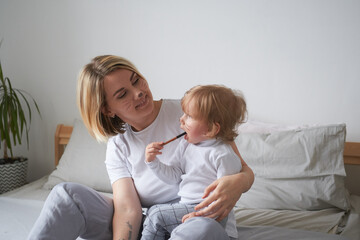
[146,138,242,204]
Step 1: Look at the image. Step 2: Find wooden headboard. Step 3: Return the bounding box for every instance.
[54,124,73,166]
[344,142,360,165]
[54,124,360,166]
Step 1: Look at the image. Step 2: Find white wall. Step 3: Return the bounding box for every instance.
[0,0,359,192]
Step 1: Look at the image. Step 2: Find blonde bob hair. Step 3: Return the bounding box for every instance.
[77,55,145,142]
[181,84,247,142]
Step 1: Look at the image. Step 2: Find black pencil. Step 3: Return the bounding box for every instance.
[163,132,186,145]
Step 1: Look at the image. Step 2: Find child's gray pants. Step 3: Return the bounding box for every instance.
[141,203,228,240]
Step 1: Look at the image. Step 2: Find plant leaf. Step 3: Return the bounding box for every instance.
[0,43,41,157]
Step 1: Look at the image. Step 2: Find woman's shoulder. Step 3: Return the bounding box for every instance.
[107,133,123,148]
[107,129,130,147]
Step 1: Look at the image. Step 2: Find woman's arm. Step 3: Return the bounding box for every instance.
[194,141,254,221]
[112,178,143,240]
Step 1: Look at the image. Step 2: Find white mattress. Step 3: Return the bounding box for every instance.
[0,176,115,240]
[0,176,50,240]
[1,176,50,200]
[235,206,346,234]
[1,176,359,240]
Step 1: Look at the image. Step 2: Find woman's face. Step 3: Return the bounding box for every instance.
[180,100,211,144]
[103,69,155,130]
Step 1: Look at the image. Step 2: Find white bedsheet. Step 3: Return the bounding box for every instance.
[0,176,50,240]
[235,207,346,234]
[1,176,359,240]
[0,197,44,239]
[1,176,50,200]
[341,195,360,240]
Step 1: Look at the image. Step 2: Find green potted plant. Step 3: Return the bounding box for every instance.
[0,41,41,193]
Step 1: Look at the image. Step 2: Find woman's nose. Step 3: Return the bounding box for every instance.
[133,88,143,99]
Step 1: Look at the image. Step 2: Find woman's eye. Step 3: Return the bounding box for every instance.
[132,77,139,85]
[117,92,126,99]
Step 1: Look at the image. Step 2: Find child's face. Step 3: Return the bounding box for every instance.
[180,100,211,144]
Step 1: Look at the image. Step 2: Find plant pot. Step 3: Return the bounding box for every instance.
[0,157,28,194]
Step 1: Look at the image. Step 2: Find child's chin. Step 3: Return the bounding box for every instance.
[185,135,193,143]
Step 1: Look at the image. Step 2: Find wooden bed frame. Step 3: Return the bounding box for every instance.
[54,124,74,166]
[54,124,360,167]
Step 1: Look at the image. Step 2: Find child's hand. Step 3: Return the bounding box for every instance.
[145,142,164,162]
[182,212,197,223]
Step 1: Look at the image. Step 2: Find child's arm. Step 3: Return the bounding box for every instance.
[145,142,183,184]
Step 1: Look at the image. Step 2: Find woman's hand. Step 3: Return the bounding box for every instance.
[194,141,254,222]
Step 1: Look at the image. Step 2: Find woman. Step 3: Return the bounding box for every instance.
[28,55,254,240]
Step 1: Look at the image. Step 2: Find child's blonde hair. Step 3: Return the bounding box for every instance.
[181,84,247,142]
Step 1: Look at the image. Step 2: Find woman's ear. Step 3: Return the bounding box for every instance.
[101,106,115,118]
[206,122,220,138]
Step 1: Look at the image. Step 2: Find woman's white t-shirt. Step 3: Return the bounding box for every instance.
[105,99,183,207]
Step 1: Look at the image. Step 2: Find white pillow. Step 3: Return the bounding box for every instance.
[238,119,318,133]
[236,123,350,211]
[43,119,112,193]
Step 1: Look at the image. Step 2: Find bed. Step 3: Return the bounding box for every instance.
[1,119,359,240]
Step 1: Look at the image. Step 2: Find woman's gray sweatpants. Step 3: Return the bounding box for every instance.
[27,182,229,240]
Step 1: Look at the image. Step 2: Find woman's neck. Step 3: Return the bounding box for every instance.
[131,99,162,132]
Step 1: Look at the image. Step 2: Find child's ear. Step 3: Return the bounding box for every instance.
[206,122,220,138]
